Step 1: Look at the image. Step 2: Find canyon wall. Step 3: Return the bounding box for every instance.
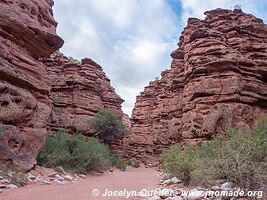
[123,8,267,165]
[41,52,124,133]
[0,0,63,169]
[0,0,124,169]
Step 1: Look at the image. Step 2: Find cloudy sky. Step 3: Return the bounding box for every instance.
[53,0,267,116]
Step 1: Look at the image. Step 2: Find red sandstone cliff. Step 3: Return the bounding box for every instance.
[0,1,124,170]
[41,52,124,133]
[0,0,63,169]
[1,1,266,170]
[123,8,267,165]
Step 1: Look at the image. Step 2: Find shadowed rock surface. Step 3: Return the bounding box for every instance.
[118,8,267,165]
[0,0,63,170]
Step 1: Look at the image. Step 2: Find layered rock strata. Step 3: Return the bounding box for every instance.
[0,0,63,169]
[41,52,124,133]
[0,0,125,169]
[123,8,267,164]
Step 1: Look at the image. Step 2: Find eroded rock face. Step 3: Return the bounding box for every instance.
[122,114,131,132]
[0,0,63,169]
[123,9,267,164]
[41,52,124,133]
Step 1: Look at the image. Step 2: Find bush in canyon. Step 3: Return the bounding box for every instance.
[0,125,4,138]
[196,126,267,190]
[161,145,198,185]
[37,131,112,173]
[90,109,127,144]
[161,118,267,190]
[0,163,27,187]
[129,158,141,168]
[110,154,129,171]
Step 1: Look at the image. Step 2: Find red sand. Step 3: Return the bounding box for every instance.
[0,167,160,200]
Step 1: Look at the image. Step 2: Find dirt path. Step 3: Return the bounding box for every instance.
[0,167,160,200]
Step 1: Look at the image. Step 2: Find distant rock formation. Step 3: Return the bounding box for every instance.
[122,8,267,165]
[41,52,124,133]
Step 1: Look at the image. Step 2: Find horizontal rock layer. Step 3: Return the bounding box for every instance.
[120,9,267,165]
[0,0,63,169]
[0,0,125,169]
[41,52,124,133]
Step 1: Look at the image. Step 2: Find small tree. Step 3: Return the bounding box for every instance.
[161,145,199,185]
[90,109,127,144]
[234,4,242,10]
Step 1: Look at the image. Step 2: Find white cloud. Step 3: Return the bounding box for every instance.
[53,0,179,116]
[180,0,267,25]
[116,85,144,117]
[53,0,267,116]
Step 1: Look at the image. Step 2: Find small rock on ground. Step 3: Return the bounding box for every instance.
[221,182,233,191]
[55,174,64,182]
[147,195,161,200]
[7,184,18,189]
[0,179,10,184]
[78,174,86,179]
[166,196,183,200]
[64,175,73,181]
[53,179,65,185]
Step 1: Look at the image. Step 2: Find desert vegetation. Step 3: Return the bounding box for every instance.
[0,126,4,138]
[38,109,128,173]
[0,164,27,187]
[161,118,267,190]
[37,131,128,173]
[90,109,127,144]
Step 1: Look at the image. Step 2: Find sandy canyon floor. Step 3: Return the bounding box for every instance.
[0,167,160,200]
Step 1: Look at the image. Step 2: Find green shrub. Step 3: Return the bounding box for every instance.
[37,131,112,173]
[90,109,127,144]
[161,119,267,190]
[110,154,129,171]
[0,125,5,138]
[0,164,27,187]
[197,129,267,190]
[129,158,141,168]
[161,145,198,185]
